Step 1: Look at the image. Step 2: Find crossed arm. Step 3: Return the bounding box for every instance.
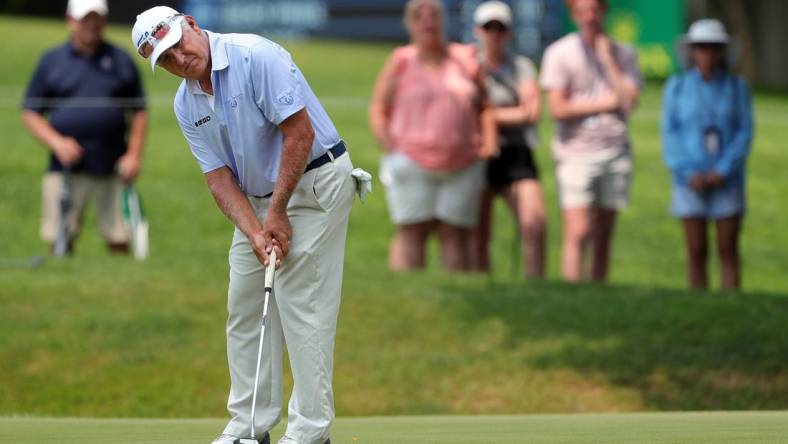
[547,36,640,121]
[493,78,541,127]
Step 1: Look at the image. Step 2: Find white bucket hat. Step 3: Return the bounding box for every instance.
[474,1,513,28]
[131,6,185,70]
[676,19,739,69]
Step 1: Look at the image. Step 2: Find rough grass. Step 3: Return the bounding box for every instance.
[0,15,786,420]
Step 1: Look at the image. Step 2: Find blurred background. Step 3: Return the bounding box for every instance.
[2,0,787,88]
[1,0,786,421]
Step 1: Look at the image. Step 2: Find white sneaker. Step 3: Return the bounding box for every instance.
[211,433,270,444]
[211,435,239,444]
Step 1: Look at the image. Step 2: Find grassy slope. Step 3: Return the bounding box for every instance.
[2,413,788,444]
[0,15,786,418]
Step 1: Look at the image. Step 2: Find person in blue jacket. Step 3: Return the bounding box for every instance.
[661,19,753,291]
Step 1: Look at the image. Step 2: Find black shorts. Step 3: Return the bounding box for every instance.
[486,143,540,190]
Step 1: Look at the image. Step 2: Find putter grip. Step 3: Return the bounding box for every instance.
[264,250,277,289]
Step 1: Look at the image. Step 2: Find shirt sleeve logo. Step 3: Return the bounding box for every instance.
[277,93,294,106]
[194,115,212,127]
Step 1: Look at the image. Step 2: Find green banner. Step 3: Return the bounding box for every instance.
[564,0,685,78]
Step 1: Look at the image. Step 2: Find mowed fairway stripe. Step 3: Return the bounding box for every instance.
[1,412,787,443]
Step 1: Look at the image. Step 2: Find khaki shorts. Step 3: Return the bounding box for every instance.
[41,172,129,244]
[380,152,486,227]
[554,147,633,210]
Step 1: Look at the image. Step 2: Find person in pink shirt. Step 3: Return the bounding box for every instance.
[540,0,643,282]
[369,0,496,272]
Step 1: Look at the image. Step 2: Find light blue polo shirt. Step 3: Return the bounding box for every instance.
[174,31,340,196]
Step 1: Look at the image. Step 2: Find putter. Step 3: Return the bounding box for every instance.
[53,169,72,257]
[239,249,277,444]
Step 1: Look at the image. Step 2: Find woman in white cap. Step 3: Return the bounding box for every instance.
[468,0,546,277]
[661,19,753,291]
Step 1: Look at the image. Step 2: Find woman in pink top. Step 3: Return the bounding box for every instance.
[370,0,496,272]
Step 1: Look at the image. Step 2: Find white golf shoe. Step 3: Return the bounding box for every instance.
[211,433,270,444]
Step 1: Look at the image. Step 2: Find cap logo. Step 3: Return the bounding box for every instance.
[136,13,183,59]
[136,31,150,49]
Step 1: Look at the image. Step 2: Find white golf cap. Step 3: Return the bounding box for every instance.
[474,1,513,27]
[686,18,730,45]
[67,0,108,20]
[131,6,185,70]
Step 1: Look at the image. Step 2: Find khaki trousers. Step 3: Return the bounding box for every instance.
[41,172,129,244]
[223,153,355,444]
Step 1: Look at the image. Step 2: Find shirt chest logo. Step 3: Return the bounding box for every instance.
[100,56,113,71]
[194,115,212,127]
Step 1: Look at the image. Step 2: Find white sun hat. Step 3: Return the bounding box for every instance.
[474,1,513,27]
[131,6,185,70]
[687,19,730,44]
[67,0,108,20]
[677,18,739,69]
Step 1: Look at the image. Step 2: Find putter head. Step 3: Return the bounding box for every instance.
[237,439,259,444]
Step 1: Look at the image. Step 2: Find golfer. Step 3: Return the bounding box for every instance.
[132,7,354,444]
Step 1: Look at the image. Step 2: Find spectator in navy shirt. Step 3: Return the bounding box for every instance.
[21,0,148,255]
[661,19,753,291]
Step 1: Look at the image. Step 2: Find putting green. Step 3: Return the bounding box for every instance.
[1,412,787,443]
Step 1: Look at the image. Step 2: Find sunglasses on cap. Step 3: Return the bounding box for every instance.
[482,21,508,33]
[136,13,184,59]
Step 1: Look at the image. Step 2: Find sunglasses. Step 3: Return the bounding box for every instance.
[136,14,184,59]
[482,21,508,33]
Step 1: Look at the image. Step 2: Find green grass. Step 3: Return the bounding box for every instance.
[2,412,788,443]
[0,13,787,423]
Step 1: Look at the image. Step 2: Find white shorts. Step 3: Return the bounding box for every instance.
[554,147,633,210]
[41,172,129,244]
[380,152,486,227]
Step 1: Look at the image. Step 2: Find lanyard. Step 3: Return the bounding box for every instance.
[694,72,730,126]
[693,72,730,156]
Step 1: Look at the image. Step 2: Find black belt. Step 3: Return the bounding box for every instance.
[254,141,346,199]
[305,141,346,173]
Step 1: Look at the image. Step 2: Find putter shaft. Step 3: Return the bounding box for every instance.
[249,250,277,441]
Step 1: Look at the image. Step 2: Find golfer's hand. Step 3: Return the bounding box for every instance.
[117,153,142,183]
[249,230,283,269]
[262,208,291,266]
[689,173,707,193]
[53,137,84,167]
